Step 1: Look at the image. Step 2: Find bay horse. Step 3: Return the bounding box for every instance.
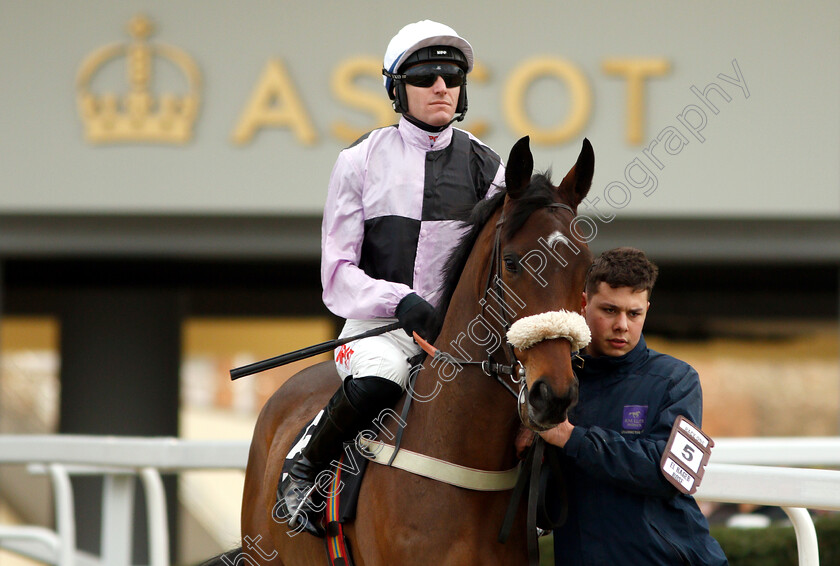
[211,136,594,566]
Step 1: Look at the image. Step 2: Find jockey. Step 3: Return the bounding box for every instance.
[279,19,505,536]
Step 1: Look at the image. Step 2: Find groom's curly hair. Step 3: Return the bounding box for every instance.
[585,247,659,298]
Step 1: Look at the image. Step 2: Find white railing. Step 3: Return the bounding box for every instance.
[0,436,248,566]
[695,436,840,566]
[0,435,838,566]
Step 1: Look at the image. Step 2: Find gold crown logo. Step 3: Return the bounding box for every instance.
[76,15,202,145]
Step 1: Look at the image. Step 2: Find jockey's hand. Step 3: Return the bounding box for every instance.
[396,293,435,339]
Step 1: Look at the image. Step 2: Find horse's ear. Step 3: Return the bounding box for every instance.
[505,136,534,200]
[558,138,594,209]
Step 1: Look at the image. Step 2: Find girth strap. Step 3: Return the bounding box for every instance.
[358,437,520,491]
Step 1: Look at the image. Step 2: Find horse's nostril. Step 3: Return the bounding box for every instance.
[528,380,552,412]
[528,378,577,421]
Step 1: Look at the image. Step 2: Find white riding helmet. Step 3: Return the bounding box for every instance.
[382,20,474,119]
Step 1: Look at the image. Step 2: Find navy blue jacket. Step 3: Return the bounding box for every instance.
[550,336,728,565]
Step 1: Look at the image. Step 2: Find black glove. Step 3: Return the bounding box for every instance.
[396,293,435,339]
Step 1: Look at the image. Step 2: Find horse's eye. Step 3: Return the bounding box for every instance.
[503,255,519,273]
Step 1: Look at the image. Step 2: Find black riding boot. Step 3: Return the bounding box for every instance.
[279,376,402,537]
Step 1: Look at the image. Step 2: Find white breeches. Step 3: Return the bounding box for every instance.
[333,318,422,388]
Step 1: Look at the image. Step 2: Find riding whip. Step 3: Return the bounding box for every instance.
[229,321,402,380]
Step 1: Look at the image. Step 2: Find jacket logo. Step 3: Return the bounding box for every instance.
[622,405,648,432]
[335,344,354,366]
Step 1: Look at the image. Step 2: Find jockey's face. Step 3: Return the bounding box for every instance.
[404,69,460,127]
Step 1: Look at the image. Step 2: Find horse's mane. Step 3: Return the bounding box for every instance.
[426,172,558,342]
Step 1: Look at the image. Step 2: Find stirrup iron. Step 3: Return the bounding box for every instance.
[287,481,320,528]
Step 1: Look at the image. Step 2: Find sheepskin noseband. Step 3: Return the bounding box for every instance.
[506,310,591,353]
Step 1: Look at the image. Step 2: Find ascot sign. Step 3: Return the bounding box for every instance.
[77,15,670,147]
[234,56,670,147]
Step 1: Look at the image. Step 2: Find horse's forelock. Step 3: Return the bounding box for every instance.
[502,171,560,241]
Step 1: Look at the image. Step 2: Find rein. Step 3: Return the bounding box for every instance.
[412,331,523,398]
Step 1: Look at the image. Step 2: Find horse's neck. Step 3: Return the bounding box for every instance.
[403,356,519,472]
[402,216,520,471]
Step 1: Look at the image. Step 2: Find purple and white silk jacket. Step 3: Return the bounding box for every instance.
[321,116,505,320]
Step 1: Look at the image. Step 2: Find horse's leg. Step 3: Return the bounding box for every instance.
[240,361,341,566]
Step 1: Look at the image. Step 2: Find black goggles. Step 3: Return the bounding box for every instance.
[393,63,466,88]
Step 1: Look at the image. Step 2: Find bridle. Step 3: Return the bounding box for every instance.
[413,200,585,424]
[483,201,578,396]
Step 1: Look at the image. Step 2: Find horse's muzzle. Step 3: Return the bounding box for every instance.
[523,377,578,431]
